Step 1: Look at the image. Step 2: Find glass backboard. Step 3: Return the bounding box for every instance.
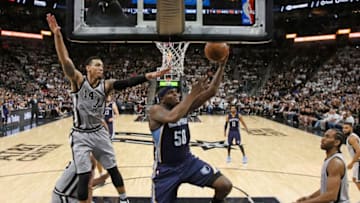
[66,0,272,43]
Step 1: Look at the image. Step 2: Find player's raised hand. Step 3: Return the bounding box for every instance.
[145,67,171,80]
[218,53,229,65]
[46,13,61,34]
[190,76,208,96]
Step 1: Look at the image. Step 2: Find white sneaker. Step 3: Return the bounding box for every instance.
[226,156,231,163]
[242,156,248,164]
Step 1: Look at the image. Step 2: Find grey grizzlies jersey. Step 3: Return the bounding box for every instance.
[71,77,106,129]
[320,153,349,203]
[54,161,78,198]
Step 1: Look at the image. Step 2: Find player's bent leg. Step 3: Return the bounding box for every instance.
[209,173,232,203]
[353,177,360,190]
[51,191,78,203]
[152,165,180,203]
[78,172,91,202]
[151,182,178,203]
[107,166,125,190]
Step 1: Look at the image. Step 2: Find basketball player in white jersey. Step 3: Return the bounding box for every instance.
[342,122,360,191]
[47,14,169,203]
[295,129,349,203]
[52,154,109,203]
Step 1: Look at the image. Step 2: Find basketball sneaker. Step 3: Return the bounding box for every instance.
[226,156,231,163]
[242,156,248,164]
[119,199,129,203]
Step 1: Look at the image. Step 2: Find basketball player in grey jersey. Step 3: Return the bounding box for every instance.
[52,155,109,203]
[343,122,360,191]
[47,14,169,203]
[295,129,349,203]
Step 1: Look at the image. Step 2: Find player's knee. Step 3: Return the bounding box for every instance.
[78,172,91,200]
[220,176,233,194]
[107,166,124,187]
[211,173,232,194]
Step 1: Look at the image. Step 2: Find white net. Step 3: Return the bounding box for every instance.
[155,41,190,76]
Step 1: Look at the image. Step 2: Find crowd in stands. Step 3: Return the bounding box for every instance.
[1,37,359,133]
[233,45,360,132]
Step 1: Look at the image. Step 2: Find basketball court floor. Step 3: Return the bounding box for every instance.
[0,115,358,202]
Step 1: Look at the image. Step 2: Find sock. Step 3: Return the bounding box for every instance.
[119,193,127,200]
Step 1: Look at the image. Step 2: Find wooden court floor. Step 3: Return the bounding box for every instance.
[0,115,358,203]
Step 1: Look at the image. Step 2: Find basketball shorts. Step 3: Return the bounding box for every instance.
[152,155,220,203]
[228,131,241,145]
[51,191,77,203]
[70,126,117,174]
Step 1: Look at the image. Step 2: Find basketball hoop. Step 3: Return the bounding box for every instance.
[155,41,190,76]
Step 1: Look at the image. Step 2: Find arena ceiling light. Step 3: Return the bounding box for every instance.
[337,28,351,35]
[286,33,297,39]
[294,34,336,42]
[40,30,52,36]
[1,30,43,39]
[349,32,360,38]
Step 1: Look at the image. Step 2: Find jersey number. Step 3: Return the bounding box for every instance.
[232,121,237,127]
[174,129,187,147]
[84,90,102,109]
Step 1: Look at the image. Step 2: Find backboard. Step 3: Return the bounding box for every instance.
[66,0,272,43]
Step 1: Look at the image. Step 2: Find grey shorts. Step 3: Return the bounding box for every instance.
[51,191,77,203]
[70,127,117,174]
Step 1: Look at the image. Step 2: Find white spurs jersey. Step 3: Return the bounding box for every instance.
[320,153,349,203]
[346,133,360,158]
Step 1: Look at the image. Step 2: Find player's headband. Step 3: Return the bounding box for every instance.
[157,86,175,99]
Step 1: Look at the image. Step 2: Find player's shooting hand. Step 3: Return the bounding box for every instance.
[145,67,171,80]
[46,13,61,34]
[190,76,208,96]
[218,49,229,65]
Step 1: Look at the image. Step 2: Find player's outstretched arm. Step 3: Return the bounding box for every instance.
[112,102,120,119]
[294,190,320,202]
[189,59,227,111]
[149,78,206,125]
[46,14,82,86]
[105,67,170,94]
[224,116,229,137]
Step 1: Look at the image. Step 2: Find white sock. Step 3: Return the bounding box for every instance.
[119,193,127,200]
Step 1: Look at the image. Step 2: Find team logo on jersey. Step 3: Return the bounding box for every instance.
[200,165,212,175]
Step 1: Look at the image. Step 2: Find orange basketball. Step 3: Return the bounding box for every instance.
[204,42,229,62]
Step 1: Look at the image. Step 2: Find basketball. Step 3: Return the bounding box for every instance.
[204,42,229,62]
